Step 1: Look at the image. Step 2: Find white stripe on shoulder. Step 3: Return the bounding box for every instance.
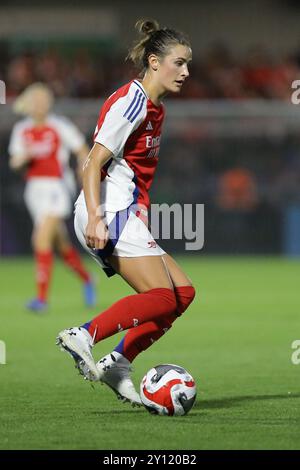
[123,82,147,124]
[133,80,148,99]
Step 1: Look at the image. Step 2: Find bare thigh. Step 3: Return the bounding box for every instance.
[162,254,193,288]
[32,216,61,251]
[108,255,173,293]
[54,221,72,253]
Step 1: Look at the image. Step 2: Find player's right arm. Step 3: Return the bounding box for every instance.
[83,142,112,250]
[85,82,146,249]
[8,122,31,171]
[9,153,31,171]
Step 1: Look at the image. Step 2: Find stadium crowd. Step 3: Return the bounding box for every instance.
[1,43,299,100]
[1,42,299,256]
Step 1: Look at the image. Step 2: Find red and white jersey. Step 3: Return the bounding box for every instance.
[8,114,85,183]
[93,79,165,212]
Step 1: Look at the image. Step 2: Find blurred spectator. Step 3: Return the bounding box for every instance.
[35,50,68,96]
[68,50,99,97]
[2,42,300,100]
[201,43,245,99]
[6,53,36,97]
[216,167,259,211]
[242,46,275,98]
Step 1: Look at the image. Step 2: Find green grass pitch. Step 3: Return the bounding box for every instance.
[0,255,300,450]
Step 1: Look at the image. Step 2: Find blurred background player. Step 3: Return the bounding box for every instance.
[8,83,96,312]
[1,1,300,451]
[56,19,195,406]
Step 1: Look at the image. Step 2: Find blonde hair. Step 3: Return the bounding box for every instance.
[13,83,54,115]
[127,18,190,71]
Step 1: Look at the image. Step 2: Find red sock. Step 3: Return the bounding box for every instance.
[116,285,196,362]
[175,285,196,314]
[61,247,90,283]
[83,288,177,344]
[35,251,53,302]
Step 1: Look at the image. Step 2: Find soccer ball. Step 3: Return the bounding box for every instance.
[140,364,196,416]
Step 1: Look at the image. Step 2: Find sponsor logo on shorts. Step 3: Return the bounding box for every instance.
[148,241,157,248]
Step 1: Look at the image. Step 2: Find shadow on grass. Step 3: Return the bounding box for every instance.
[87,393,300,419]
[194,393,300,410]
[91,409,146,416]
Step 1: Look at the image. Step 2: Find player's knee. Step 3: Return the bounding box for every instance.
[175,285,196,314]
[160,288,177,315]
[146,287,177,316]
[32,231,42,250]
[186,285,196,304]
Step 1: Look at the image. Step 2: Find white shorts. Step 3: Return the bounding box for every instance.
[74,199,165,277]
[24,178,72,225]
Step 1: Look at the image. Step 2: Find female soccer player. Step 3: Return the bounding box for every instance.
[9,83,95,311]
[57,19,195,405]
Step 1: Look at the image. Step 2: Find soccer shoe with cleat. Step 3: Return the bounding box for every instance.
[26,298,48,312]
[96,352,142,407]
[56,327,100,381]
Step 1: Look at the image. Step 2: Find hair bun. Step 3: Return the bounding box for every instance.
[128,18,190,70]
[136,19,159,37]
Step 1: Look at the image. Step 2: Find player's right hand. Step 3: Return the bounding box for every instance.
[85,215,109,250]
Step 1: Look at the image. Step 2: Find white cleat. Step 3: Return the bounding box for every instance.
[56,327,100,382]
[96,352,142,407]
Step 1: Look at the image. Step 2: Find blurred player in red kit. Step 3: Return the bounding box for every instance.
[9,83,96,312]
[56,19,195,405]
